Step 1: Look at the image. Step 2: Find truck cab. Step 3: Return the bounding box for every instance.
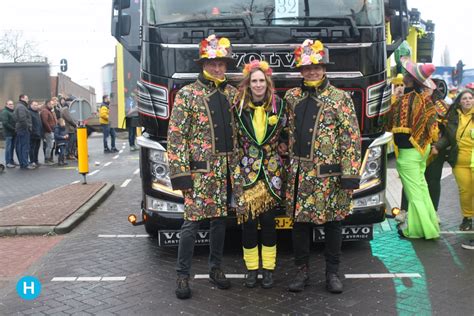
[112,0,410,245]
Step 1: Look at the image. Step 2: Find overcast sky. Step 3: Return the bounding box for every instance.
[1,0,473,101]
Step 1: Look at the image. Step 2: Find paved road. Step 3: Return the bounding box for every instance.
[0,139,473,315]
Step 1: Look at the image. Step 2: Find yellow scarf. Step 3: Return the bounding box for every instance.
[248,100,268,144]
[304,78,325,88]
[203,70,226,87]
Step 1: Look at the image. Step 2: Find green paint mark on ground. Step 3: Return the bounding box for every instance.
[440,236,465,270]
[370,219,432,315]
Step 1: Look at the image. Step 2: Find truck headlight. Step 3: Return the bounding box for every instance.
[357,145,382,192]
[149,149,171,186]
[146,195,184,213]
[353,192,384,208]
[148,148,183,198]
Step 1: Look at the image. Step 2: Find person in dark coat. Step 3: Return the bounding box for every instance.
[13,94,34,169]
[60,98,78,159]
[28,101,43,167]
[0,100,17,167]
[54,118,69,166]
[167,35,239,300]
[284,39,361,294]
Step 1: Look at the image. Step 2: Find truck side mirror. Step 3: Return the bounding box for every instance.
[390,14,408,41]
[113,0,130,10]
[112,14,131,37]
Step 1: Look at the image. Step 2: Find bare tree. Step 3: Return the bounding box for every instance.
[0,30,45,63]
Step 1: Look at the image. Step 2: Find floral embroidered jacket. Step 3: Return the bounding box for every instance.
[167,75,240,221]
[233,96,287,205]
[284,79,362,224]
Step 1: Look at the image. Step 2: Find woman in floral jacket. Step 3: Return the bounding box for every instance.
[233,60,286,289]
[284,39,361,294]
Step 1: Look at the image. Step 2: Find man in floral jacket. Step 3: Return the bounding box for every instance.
[167,35,239,299]
[284,39,361,294]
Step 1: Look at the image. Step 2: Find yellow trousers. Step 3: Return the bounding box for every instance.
[453,165,474,218]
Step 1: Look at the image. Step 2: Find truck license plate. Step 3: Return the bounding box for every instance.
[274,216,293,229]
[313,225,373,242]
[158,230,210,247]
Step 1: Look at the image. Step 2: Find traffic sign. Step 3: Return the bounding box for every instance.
[60,58,68,72]
[69,99,92,123]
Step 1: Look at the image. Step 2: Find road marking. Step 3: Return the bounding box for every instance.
[194,274,263,279]
[119,150,124,154]
[98,234,149,238]
[133,168,140,175]
[51,277,126,282]
[440,231,474,234]
[121,179,132,187]
[71,180,80,184]
[104,162,112,167]
[101,277,127,281]
[113,155,120,160]
[51,277,77,282]
[77,277,101,281]
[58,166,77,170]
[344,273,421,279]
[89,170,100,176]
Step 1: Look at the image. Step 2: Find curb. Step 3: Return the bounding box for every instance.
[0,182,115,236]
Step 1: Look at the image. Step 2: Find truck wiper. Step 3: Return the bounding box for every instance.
[263,16,360,37]
[156,15,254,38]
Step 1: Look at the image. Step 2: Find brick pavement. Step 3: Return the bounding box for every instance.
[0,182,105,227]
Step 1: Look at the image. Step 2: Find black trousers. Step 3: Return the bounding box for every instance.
[29,138,41,164]
[242,210,276,249]
[292,221,342,274]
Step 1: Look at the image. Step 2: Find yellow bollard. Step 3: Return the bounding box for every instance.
[77,127,89,182]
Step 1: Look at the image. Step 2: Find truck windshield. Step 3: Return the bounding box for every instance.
[146,0,383,27]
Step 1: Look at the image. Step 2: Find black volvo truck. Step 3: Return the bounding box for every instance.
[112,0,410,246]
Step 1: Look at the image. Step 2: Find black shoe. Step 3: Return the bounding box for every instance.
[461,240,474,250]
[459,217,472,231]
[261,269,274,289]
[209,268,231,289]
[244,270,258,288]
[288,265,309,292]
[326,273,343,294]
[104,148,111,153]
[111,148,119,153]
[175,276,191,299]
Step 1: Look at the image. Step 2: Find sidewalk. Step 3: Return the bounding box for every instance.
[0,182,114,236]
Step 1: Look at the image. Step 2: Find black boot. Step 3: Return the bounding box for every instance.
[288,265,309,292]
[244,270,258,288]
[326,272,343,294]
[175,275,191,299]
[209,267,231,289]
[261,269,274,289]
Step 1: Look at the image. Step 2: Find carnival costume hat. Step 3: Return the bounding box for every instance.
[237,60,277,115]
[293,39,332,68]
[401,57,436,90]
[195,34,235,65]
[391,73,404,85]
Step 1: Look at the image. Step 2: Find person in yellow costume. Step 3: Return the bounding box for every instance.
[232,60,287,289]
[435,90,474,232]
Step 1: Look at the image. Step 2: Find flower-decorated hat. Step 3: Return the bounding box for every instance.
[242,60,273,77]
[401,57,436,90]
[293,39,332,68]
[195,34,235,65]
